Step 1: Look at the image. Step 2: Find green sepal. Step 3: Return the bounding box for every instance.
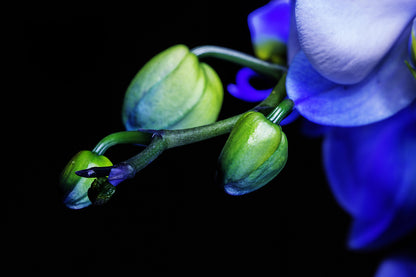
[88,177,116,206]
[405,60,416,80]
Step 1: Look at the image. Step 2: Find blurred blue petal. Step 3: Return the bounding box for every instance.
[375,253,416,277]
[295,0,416,84]
[300,119,329,138]
[280,108,299,125]
[248,0,291,62]
[286,24,416,126]
[323,101,416,250]
[227,68,272,102]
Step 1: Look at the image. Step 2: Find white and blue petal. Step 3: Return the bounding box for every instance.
[287,23,416,126]
[295,0,416,84]
[323,101,416,250]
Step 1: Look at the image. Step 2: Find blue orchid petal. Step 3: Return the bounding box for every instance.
[286,23,416,126]
[295,0,416,84]
[227,67,272,102]
[375,253,416,277]
[323,101,416,250]
[249,0,290,43]
[248,0,291,62]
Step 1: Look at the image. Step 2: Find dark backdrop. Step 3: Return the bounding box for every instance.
[14,1,414,275]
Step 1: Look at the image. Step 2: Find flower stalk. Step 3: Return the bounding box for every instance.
[72,47,293,206]
[266,98,294,125]
[191,45,287,79]
[77,74,290,190]
[92,131,153,155]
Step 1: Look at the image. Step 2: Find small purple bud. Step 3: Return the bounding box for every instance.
[108,163,135,186]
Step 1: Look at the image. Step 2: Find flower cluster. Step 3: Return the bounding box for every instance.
[59,1,416,274]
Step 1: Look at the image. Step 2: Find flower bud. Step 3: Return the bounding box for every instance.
[217,111,288,195]
[59,151,112,209]
[122,44,223,130]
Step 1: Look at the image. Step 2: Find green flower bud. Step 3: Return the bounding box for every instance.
[122,44,223,130]
[59,151,113,209]
[218,111,288,195]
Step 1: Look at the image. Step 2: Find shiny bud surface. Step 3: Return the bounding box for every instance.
[122,44,223,130]
[218,111,288,195]
[60,151,113,209]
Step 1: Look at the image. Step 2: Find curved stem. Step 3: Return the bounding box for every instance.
[124,134,167,171]
[92,131,153,155]
[162,115,241,149]
[253,73,287,114]
[191,45,287,79]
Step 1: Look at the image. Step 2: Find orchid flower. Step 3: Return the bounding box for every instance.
[230,0,416,126]
[287,0,416,126]
[230,0,416,252]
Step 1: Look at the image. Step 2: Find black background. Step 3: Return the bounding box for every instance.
[14,1,414,275]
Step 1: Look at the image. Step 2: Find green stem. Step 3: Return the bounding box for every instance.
[162,115,241,148]
[92,131,153,155]
[120,115,241,175]
[253,73,287,115]
[191,45,287,79]
[111,115,240,184]
[91,115,241,157]
[124,134,167,172]
[266,99,294,125]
